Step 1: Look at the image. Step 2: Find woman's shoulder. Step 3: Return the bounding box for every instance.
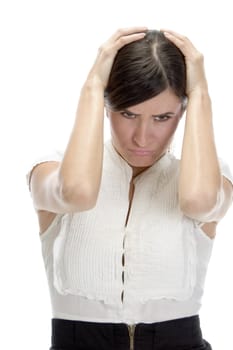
[26,149,63,188]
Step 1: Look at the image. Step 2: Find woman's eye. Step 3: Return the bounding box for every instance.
[120,112,136,119]
[154,115,171,122]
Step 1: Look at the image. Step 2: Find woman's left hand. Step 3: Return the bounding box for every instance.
[162,29,208,96]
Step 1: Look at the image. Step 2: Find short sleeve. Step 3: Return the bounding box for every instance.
[219,157,233,186]
[195,157,233,227]
[26,150,63,190]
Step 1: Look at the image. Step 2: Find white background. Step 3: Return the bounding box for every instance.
[0,1,232,349]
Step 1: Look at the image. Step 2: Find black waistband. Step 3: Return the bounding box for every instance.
[51,315,211,349]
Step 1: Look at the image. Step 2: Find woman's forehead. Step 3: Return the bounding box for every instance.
[128,89,182,114]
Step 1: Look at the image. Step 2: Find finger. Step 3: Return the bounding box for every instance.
[162,31,187,54]
[161,30,197,57]
[162,30,184,47]
[160,29,187,41]
[114,32,147,50]
[112,26,148,41]
[161,29,196,49]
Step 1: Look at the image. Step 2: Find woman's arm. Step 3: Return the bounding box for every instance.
[30,27,147,214]
[30,78,105,213]
[163,30,233,222]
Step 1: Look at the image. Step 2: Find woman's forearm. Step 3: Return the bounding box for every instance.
[58,76,105,207]
[179,89,222,216]
[54,28,147,209]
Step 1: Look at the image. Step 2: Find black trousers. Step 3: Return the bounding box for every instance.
[50,315,212,350]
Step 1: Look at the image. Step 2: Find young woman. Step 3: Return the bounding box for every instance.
[27,27,233,350]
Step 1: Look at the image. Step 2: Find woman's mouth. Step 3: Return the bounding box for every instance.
[129,149,153,156]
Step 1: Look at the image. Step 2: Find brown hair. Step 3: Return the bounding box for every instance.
[104,30,186,111]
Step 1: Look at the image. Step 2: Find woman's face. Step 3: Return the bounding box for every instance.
[106,88,184,176]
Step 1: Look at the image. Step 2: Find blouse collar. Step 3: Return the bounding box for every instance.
[105,139,173,183]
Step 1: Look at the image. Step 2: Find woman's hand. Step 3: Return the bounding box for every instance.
[162,30,208,96]
[87,27,147,88]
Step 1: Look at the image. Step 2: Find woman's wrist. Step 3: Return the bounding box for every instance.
[187,86,211,108]
[83,74,106,92]
[188,83,209,98]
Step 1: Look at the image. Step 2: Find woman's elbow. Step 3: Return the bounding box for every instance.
[179,190,220,220]
[61,182,98,211]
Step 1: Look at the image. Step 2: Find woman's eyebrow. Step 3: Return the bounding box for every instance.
[123,108,141,116]
[123,108,176,117]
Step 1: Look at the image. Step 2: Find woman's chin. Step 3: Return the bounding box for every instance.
[126,156,155,169]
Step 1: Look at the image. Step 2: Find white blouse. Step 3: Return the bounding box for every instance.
[28,140,233,324]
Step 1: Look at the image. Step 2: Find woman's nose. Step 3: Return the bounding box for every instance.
[133,122,150,147]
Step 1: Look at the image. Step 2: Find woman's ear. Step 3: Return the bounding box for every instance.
[177,100,187,120]
[105,107,110,118]
[181,97,187,116]
[180,108,186,119]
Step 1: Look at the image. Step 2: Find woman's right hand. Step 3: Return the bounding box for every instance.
[29,27,148,223]
[87,27,147,88]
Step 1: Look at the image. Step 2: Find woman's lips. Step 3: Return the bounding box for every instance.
[129,149,153,156]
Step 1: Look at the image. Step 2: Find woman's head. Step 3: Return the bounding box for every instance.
[104,29,186,110]
[104,29,187,176]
